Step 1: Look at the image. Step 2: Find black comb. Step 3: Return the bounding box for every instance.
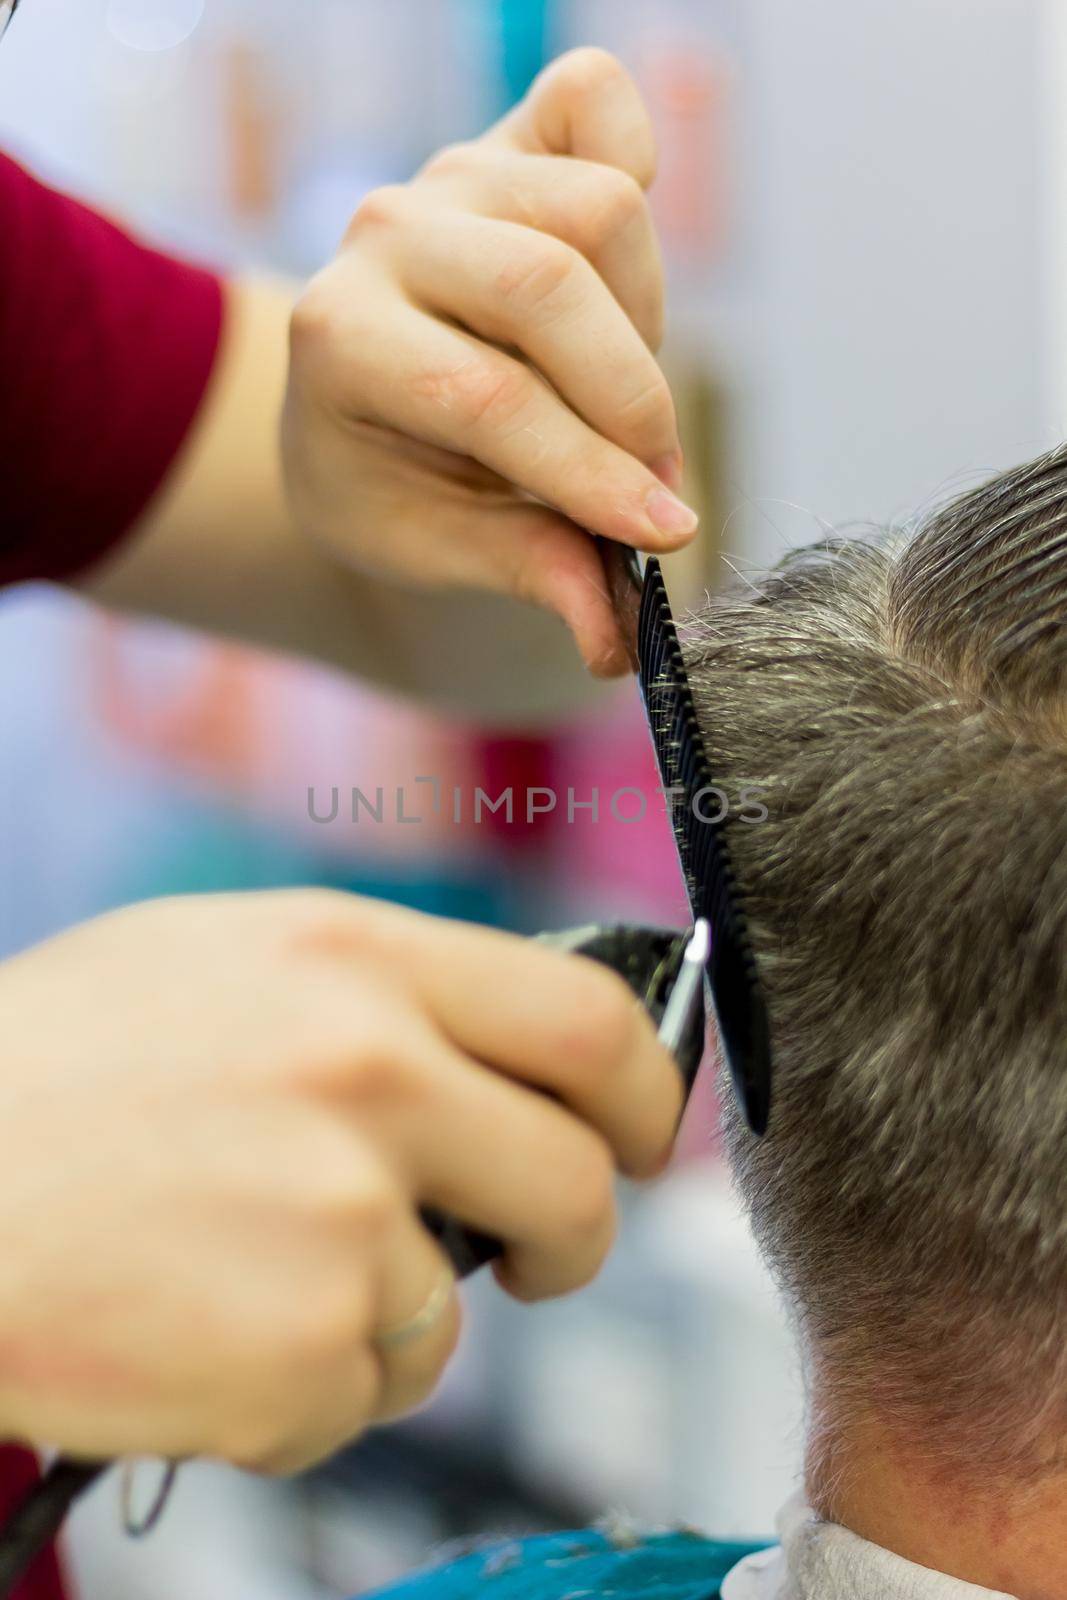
[603,542,773,1135]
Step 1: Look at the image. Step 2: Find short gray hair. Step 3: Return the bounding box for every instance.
[686,443,1067,1484]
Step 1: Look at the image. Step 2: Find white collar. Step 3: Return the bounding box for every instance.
[720,1494,1018,1600]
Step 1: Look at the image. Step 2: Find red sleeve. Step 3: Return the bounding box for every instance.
[0,151,224,587]
[0,1447,66,1600]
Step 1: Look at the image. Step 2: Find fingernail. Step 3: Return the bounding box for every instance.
[650,451,685,492]
[646,485,699,538]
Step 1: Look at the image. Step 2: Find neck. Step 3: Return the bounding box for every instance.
[806,1402,1067,1599]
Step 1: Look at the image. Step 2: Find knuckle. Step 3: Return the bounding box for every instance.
[421,140,475,181]
[427,357,534,432]
[495,238,581,318]
[544,48,655,191]
[348,1171,403,1239]
[560,963,641,1076]
[585,168,645,242]
[289,1281,368,1367]
[254,1280,371,1406]
[345,183,408,239]
[288,278,383,387]
[297,1142,388,1228]
[330,1041,413,1109]
[281,887,383,964]
[617,372,676,435]
[222,1412,291,1475]
[552,45,627,99]
[286,885,354,921]
[561,1134,617,1241]
[289,272,337,354]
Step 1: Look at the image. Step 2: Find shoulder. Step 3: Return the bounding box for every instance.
[364,1526,774,1600]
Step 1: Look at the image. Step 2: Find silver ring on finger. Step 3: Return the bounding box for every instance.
[373,1265,455,1351]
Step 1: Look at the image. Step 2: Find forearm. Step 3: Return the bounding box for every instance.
[81,276,605,726]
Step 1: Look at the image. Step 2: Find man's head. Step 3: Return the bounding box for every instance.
[686,443,1067,1491]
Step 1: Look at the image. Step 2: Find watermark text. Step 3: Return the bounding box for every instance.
[306,779,769,827]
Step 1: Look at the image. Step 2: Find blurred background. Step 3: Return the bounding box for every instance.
[0,0,1060,1594]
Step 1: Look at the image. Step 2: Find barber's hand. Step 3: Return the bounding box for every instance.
[281,48,697,678]
[0,891,681,1474]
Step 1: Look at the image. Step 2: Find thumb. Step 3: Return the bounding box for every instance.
[434,496,632,678]
[485,47,657,189]
[492,505,633,678]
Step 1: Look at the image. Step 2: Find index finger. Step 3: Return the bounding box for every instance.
[390,908,684,1178]
[485,47,657,189]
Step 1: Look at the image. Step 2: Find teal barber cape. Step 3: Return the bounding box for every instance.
[363,1526,774,1600]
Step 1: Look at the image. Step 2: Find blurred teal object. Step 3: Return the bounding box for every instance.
[109,802,515,929]
[499,0,553,105]
[360,1527,774,1600]
[459,0,553,116]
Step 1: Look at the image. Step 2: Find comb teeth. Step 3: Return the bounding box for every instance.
[637,559,773,1134]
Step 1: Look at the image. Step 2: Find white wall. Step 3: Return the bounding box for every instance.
[740,0,1050,561]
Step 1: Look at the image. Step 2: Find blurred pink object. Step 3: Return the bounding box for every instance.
[548,691,692,924]
[84,617,485,864]
[643,45,735,266]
